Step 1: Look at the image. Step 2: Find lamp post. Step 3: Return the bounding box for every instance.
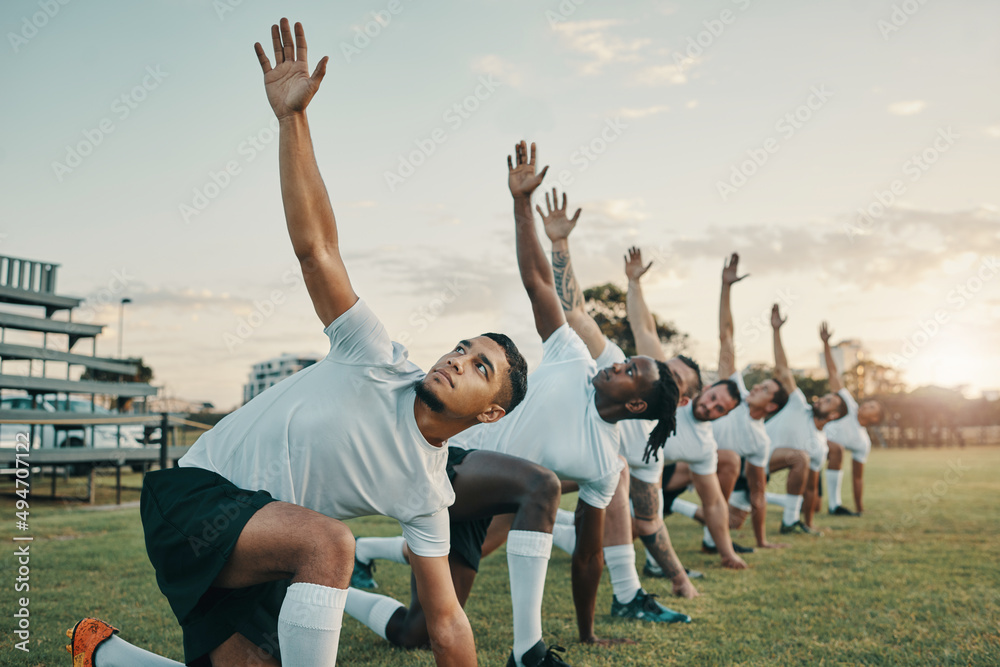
[118,297,132,359]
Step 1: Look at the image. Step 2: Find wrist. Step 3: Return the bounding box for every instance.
[277,112,307,129]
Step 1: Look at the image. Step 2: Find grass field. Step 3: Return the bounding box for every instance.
[1,446,999,666]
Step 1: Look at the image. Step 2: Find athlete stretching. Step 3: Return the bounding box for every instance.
[67,19,527,667]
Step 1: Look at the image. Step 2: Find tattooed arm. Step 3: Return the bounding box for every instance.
[630,477,698,598]
[537,188,606,358]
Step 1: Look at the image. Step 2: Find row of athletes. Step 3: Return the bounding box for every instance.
[67,19,881,667]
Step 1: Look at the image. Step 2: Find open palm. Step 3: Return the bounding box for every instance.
[254,19,328,120]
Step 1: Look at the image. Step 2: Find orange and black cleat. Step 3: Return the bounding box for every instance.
[65,618,119,667]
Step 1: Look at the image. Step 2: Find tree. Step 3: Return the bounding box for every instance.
[583,283,688,357]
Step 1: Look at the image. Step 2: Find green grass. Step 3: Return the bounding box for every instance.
[1,447,998,666]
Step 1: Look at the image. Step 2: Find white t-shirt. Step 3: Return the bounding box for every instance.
[824,389,872,463]
[764,387,827,472]
[712,372,770,468]
[179,299,454,558]
[450,324,623,509]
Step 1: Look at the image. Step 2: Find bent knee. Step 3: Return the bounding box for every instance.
[525,465,562,507]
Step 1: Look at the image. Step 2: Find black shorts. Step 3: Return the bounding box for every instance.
[732,456,750,493]
[661,463,682,515]
[140,466,286,666]
[446,447,491,573]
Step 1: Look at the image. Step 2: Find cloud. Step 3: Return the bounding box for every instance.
[887,100,926,116]
[985,126,1000,139]
[552,20,651,75]
[615,105,671,119]
[472,55,523,87]
[630,60,695,86]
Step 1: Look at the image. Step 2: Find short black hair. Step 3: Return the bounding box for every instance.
[640,360,681,464]
[711,379,742,407]
[482,332,528,413]
[768,378,789,413]
[676,355,702,399]
[830,394,849,420]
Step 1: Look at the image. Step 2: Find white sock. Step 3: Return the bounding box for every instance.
[671,498,699,519]
[826,469,843,511]
[555,508,576,525]
[94,635,184,666]
[507,530,552,666]
[277,582,347,667]
[355,536,407,565]
[603,544,642,605]
[766,492,786,507]
[702,526,716,548]
[783,495,804,525]
[552,523,576,555]
[344,587,405,641]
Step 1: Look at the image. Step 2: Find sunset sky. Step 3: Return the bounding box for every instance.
[3,0,998,410]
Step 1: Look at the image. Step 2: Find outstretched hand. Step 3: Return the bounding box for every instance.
[508,141,549,199]
[820,321,833,343]
[254,18,328,120]
[625,246,653,282]
[722,252,748,286]
[537,188,581,242]
[771,304,786,330]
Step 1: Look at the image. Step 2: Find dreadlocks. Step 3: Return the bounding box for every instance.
[640,360,681,464]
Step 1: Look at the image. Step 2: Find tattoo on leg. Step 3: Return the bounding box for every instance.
[639,526,684,580]
[631,481,660,523]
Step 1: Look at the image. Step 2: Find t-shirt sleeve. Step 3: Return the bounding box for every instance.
[790,387,808,410]
[541,323,592,365]
[731,372,749,400]
[689,427,719,476]
[400,509,451,558]
[594,337,625,368]
[578,468,622,510]
[323,298,394,366]
[839,388,858,419]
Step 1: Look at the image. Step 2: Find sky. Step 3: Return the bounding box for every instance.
[2,0,998,410]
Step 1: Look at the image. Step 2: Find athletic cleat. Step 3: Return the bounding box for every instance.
[66,618,119,667]
[701,540,754,554]
[830,505,860,517]
[611,589,692,624]
[506,639,570,666]
[780,520,823,536]
[642,562,705,580]
[350,557,378,589]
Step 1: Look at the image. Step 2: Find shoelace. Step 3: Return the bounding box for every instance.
[543,644,568,665]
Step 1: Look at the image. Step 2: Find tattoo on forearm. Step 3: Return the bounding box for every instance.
[639,526,684,580]
[551,250,584,312]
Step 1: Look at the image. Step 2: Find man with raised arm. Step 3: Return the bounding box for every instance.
[345,143,683,662]
[615,246,747,573]
[764,307,848,536]
[821,322,884,516]
[671,253,791,552]
[68,19,527,667]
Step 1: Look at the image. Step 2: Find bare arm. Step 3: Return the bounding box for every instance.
[746,463,786,548]
[572,499,606,643]
[692,472,747,569]
[771,304,796,395]
[410,554,478,666]
[718,252,747,379]
[508,142,565,342]
[624,247,667,362]
[256,20,357,327]
[537,189,605,358]
[821,322,843,393]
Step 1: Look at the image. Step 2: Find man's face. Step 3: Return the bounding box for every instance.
[858,400,882,426]
[420,337,509,419]
[693,384,738,422]
[592,356,660,408]
[666,358,699,405]
[748,379,781,414]
[813,392,845,422]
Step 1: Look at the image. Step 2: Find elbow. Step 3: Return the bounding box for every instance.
[294,242,337,264]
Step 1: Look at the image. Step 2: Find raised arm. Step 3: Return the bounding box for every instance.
[508,141,564,342]
[718,252,747,379]
[624,247,667,362]
[820,322,843,392]
[255,19,355,328]
[771,304,796,394]
[537,190,605,358]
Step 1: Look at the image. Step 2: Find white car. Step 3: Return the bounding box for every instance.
[0,396,146,449]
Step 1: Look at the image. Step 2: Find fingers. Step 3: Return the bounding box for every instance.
[311,56,328,86]
[537,164,549,181]
[570,207,581,223]
[561,191,567,211]
[254,42,272,74]
[294,21,307,62]
[544,191,552,214]
[280,18,295,63]
[529,142,536,166]
[507,155,514,172]
[536,204,544,217]
[271,24,283,63]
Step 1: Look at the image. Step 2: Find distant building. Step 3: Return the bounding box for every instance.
[820,339,865,376]
[243,353,322,404]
